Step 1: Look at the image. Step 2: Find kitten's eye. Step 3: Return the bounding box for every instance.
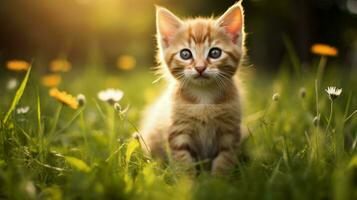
[208,47,222,59]
[180,49,192,60]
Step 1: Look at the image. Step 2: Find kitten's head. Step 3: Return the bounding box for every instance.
[156,2,245,86]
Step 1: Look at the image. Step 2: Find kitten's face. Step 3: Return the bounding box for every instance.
[156,3,244,86]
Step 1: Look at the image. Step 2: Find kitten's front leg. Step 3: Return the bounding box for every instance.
[211,150,236,176]
[211,132,240,176]
[168,131,197,175]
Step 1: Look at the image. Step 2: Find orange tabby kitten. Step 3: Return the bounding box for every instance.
[140,2,245,175]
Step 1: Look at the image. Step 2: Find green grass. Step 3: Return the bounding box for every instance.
[0,56,356,200]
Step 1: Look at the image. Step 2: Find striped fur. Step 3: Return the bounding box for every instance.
[140,2,245,175]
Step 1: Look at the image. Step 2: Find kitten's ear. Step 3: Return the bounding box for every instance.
[156,6,182,48]
[217,2,244,44]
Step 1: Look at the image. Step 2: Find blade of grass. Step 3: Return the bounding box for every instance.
[344,110,357,123]
[17,126,34,144]
[106,143,125,162]
[315,79,319,117]
[343,91,352,121]
[2,67,31,124]
[325,100,334,134]
[125,139,139,165]
[64,156,91,173]
[79,109,89,150]
[54,106,85,135]
[124,114,150,154]
[48,104,63,140]
[36,89,47,162]
[34,159,65,172]
[268,158,282,185]
[282,34,301,77]
[93,99,106,122]
[316,56,327,84]
[37,89,42,137]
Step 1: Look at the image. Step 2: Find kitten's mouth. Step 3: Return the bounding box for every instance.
[193,74,209,79]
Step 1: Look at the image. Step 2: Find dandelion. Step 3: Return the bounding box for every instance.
[299,87,306,99]
[98,89,124,104]
[311,44,338,57]
[49,88,78,109]
[272,93,280,102]
[41,74,61,87]
[6,60,30,71]
[50,59,71,72]
[325,86,342,101]
[117,55,136,70]
[6,78,18,90]
[16,106,30,114]
[77,94,86,107]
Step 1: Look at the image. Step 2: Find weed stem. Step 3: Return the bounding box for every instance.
[316,56,327,84]
[49,104,63,139]
[344,110,357,123]
[325,100,334,134]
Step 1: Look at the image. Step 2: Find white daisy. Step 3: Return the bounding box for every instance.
[16,106,30,114]
[6,78,18,90]
[98,89,124,104]
[325,86,342,100]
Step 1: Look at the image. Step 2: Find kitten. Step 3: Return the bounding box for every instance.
[140,2,245,176]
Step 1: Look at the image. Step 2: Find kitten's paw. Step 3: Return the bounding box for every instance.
[211,164,232,177]
[211,151,236,176]
[172,150,197,176]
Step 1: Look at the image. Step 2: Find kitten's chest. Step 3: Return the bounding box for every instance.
[192,122,219,160]
[172,103,240,159]
[174,104,236,158]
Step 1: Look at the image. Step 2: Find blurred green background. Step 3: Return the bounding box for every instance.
[0,0,356,72]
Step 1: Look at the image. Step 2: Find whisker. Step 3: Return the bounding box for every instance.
[152,74,165,84]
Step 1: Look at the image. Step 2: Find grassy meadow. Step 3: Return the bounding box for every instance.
[0,49,356,200]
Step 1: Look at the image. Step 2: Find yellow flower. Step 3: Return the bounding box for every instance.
[6,60,30,71]
[50,59,71,72]
[117,55,136,70]
[311,44,338,57]
[49,88,78,109]
[41,74,61,87]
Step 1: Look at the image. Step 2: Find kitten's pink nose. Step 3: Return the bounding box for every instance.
[194,66,206,75]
